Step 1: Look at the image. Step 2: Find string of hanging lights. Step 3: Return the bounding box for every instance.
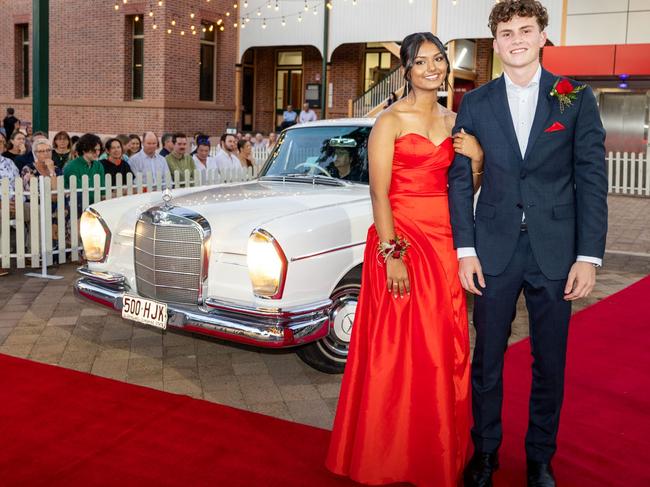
[112,1,415,34]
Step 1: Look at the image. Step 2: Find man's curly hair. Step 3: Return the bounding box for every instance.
[488,0,549,37]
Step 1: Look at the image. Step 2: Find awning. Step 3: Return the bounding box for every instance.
[543,44,650,77]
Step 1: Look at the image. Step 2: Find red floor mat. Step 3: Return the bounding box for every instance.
[1,276,649,486]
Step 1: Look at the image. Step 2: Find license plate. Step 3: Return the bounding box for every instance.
[122,295,168,330]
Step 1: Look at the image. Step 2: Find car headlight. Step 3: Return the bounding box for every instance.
[247,229,287,299]
[80,209,111,262]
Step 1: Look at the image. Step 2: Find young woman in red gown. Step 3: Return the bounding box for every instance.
[326,33,484,487]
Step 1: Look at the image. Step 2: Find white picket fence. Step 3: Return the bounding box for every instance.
[0,163,264,270]
[607,150,650,196]
[1,149,648,269]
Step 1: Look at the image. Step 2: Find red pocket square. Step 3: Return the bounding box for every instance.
[544,121,565,133]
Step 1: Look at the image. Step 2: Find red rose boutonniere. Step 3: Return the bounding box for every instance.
[550,78,586,113]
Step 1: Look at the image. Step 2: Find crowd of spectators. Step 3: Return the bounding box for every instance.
[0,107,283,274]
[0,106,280,204]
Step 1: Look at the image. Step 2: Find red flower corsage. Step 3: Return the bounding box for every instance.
[550,78,586,113]
[377,235,410,263]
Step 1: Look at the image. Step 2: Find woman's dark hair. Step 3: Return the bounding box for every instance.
[7,130,25,151]
[237,139,251,151]
[104,137,123,153]
[77,133,102,156]
[53,131,71,150]
[400,32,450,96]
[128,133,141,145]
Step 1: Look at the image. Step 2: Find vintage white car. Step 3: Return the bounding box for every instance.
[74,119,375,373]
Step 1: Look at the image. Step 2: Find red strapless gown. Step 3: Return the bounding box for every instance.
[326,133,471,486]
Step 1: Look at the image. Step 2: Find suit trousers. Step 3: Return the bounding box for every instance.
[471,230,572,463]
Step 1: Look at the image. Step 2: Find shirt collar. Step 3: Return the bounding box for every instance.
[504,64,542,90]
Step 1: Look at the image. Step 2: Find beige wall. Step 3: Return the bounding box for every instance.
[565,0,650,45]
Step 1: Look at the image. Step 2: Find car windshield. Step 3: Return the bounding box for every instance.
[260,126,372,184]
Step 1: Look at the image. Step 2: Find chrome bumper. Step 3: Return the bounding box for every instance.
[73,267,331,348]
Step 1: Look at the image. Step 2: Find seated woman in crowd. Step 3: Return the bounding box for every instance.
[125,134,142,159]
[192,139,218,172]
[266,132,277,151]
[21,138,66,251]
[237,139,255,172]
[52,131,72,170]
[0,133,20,199]
[101,138,134,182]
[2,131,26,163]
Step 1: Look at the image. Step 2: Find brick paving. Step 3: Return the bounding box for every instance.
[0,195,648,430]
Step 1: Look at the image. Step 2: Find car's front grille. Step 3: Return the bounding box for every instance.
[134,213,205,305]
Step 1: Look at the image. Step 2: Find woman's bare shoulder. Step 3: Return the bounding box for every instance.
[373,108,402,136]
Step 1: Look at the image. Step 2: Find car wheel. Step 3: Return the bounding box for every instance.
[296,274,360,374]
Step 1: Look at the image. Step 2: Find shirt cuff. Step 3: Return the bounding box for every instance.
[577,255,602,267]
[457,247,477,259]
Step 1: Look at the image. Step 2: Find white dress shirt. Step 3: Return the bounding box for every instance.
[214,150,242,174]
[128,150,170,185]
[457,65,601,267]
[192,154,219,172]
[299,109,318,124]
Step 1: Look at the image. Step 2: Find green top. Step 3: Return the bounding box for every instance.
[63,156,105,204]
[165,152,195,182]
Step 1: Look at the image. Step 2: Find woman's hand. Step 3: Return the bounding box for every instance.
[386,257,410,298]
[453,129,483,164]
[44,158,56,176]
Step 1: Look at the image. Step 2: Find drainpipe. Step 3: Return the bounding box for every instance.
[32,0,49,133]
[321,3,330,119]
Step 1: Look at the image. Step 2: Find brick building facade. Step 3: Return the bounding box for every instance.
[0,0,498,137]
[0,0,238,137]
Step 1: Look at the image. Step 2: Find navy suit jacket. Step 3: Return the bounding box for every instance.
[448,68,608,280]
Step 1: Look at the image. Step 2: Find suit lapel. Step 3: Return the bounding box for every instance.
[523,68,555,161]
[488,75,522,162]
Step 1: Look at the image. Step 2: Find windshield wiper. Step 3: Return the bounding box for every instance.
[260,174,347,186]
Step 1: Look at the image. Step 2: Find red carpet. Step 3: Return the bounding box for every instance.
[1,276,649,486]
[495,275,650,487]
[0,357,358,486]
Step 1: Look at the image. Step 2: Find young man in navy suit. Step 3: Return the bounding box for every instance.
[448,2,608,486]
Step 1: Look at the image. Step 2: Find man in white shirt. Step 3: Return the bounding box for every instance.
[298,102,318,124]
[128,132,170,187]
[214,133,241,175]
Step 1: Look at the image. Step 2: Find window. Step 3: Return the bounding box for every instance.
[363,50,392,91]
[277,51,302,66]
[16,24,29,98]
[132,16,144,99]
[275,51,303,111]
[453,39,476,71]
[200,22,216,101]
